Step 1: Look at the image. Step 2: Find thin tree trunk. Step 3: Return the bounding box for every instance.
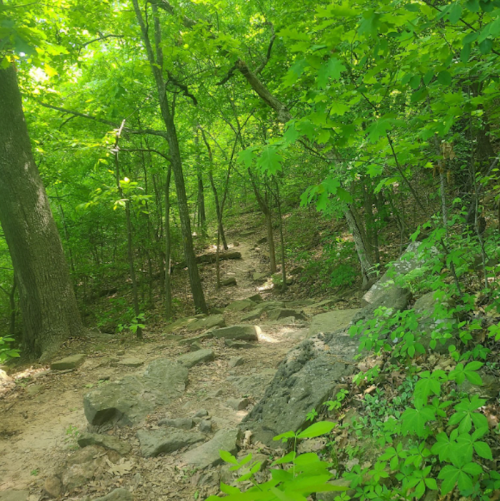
[113,120,142,339]
[164,166,173,319]
[275,180,287,291]
[0,64,84,360]
[132,0,207,313]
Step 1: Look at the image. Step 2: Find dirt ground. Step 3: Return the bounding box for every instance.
[0,227,342,500]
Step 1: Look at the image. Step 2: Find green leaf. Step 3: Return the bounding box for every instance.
[220,450,238,464]
[438,70,452,86]
[273,430,296,442]
[465,0,480,11]
[367,118,392,143]
[257,146,283,175]
[473,441,493,459]
[317,58,346,89]
[449,3,463,23]
[238,148,256,168]
[221,482,240,494]
[272,451,297,465]
[461,43,471,62]
[479,38,493,54]
[401,405,435,437]
[297,421,336,438]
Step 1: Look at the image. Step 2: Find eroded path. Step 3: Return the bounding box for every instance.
[0,227,358,501]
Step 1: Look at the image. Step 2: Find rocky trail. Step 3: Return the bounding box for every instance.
[0,229,425,501]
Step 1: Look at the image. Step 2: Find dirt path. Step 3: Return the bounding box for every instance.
[0,229,317,500]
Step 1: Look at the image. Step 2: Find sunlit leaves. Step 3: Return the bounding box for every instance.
[317,58,346,89]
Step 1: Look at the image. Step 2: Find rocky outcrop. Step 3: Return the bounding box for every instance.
[83,359,188,427]
[308,309,361,338]
[137,429,205,457]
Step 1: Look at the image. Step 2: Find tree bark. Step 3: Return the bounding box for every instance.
[132,0,207,313]
[0,64,84,360]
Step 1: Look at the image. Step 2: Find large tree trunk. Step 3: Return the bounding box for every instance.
[0,64,84,360]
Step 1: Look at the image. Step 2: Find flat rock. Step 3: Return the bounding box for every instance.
[51,354,86,371]
[83,359,188,427]
[181,428,240,469]
[158,417,194,429]
[186,314,226,332]
[242,330,358,445]
[227,370,276,398]
[221,277,237,286]
[225,299,256,312]
[247,294,263,303]
[229,356,244,368]
[165,317,197,333]
[137,428,205,457]
[92,488,133,501]
[308,309,361,338]
[240,309,262,321]
[44,476,63,498]
[267,308,306,322]
[199,419,212,433]
[194,409,209,418]
[0,491,29,501]
[212,325,260,341]
[224,340,254,349]
[253,272,268,282]
[78,432,132,455]
[117,357,144,368]
[177,349,215,368]
[226,397,250,410]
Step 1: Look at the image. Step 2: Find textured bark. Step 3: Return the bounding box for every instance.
[0,64,84,360]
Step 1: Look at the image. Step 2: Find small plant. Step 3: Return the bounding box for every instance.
[64,425,80,450]
[324,389,349,411]
[30,469,39,476]
[306,408,318,421]
[118,312,145,334]
[0,336,20,364]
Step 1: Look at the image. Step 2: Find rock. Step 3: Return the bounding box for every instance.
[77,432,132,455]
[158,417,194,429]
[212,325,260,341]
[165,317,197,333]
[308,309,361,338]
[458,373,500,400]
[26,384,43,396]
[117,357,144,368]
[51,354,86,371]
[137,429,205,457]
[248,294,263,303]
[188,341,202,352]
[227,371,276,398]
[44,476,63,498]
[178,331,215,345]
[226,398,250,410]
[241,309,262,321]
[225,299,256,312]
[229,356,244,368]
[413,291,456,354]
[352,287,412,325]
[83,359,188,427]
[181,429,240,469]
[62,447,106,492]
[199,419,212,433]
[242,330,358,445]
[224,340,254,349]
[253,272,268,282]
[0,491,30,501]
[92,488,133,501]
[208,389,223,398]
[177,349,215,368]
[257,237,267,244]
[186,314,226,332]
[221,278,237,286]
[267,308,306,322]
[194,409,209,418]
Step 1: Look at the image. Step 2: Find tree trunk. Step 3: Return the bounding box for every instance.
[164,166,173,319]
[0,64,84,360]
[132,0,207,313]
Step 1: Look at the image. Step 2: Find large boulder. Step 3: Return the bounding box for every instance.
[308,309,361,338]
[225,299,256,312]
[83,359,188,427]
[242,329,358,445]
[181,429,240,469]
[211,325,260,341]
[137,429,205,457]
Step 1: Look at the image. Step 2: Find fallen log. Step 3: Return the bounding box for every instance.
[174,251,242,269]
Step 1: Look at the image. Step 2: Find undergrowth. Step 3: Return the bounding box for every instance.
[210,206,500,500]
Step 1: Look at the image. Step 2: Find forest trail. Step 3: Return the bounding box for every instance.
[0,228,353,501]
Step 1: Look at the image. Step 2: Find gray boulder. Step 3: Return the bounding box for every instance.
[181,429,240,469]
[308,309,361,338]
[186,314,226,332]
[117,357,143,368]
[212,325,260,341]
[93,489,133,501]
[177,349,215,368]
[242,330,358,445]
[137,429,205,457]
[227,370,276,398]
[253,272,268,282]
[77,432,131,455]
[83,359,188,427]
[51,354,86,371]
